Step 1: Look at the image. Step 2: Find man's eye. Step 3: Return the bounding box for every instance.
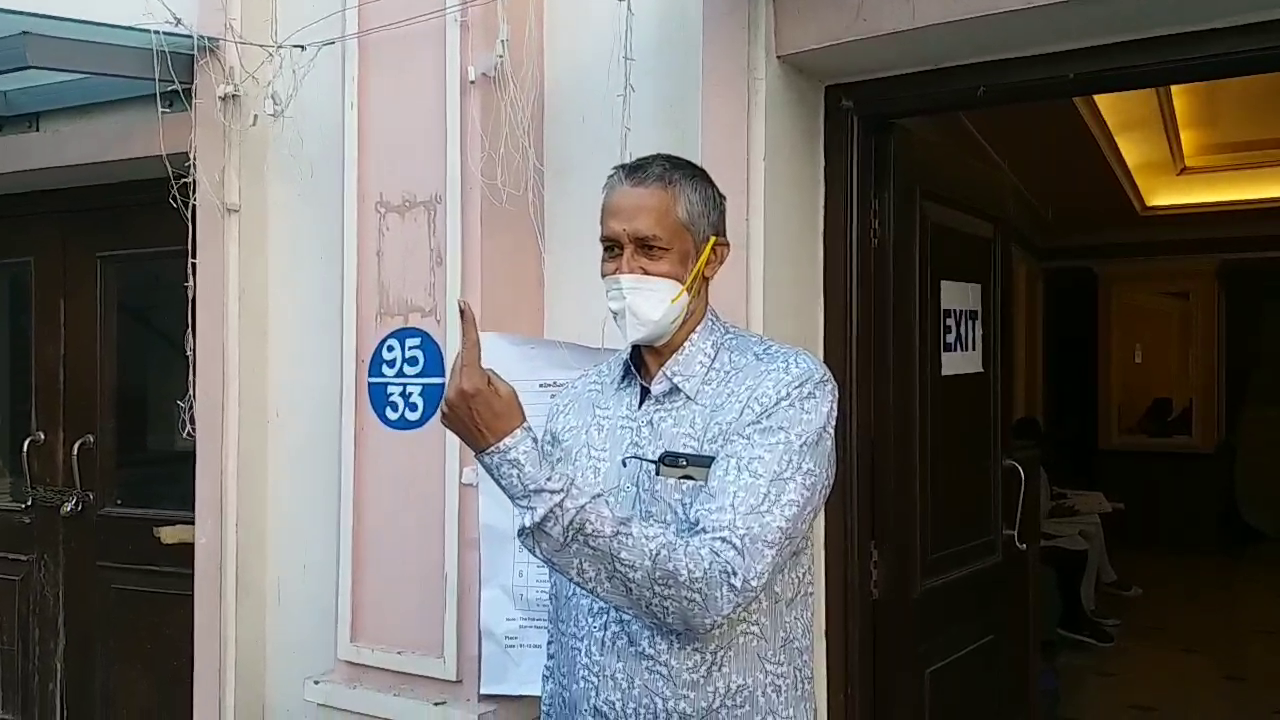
[602,245,622,258]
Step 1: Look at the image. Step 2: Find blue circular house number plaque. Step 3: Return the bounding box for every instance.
[367,327,446,431]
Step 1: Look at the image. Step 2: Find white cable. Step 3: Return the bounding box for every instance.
[148,27,200,440]
[618,0,635,163]
[464,0,546,277]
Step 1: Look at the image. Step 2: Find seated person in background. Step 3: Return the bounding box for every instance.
[1040,542,1114,647]
[1046,484,1143,612]
[1012,417,1142,628]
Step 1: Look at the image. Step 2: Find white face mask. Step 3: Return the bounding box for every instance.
[602,236,719,347]
[603,274,691,347]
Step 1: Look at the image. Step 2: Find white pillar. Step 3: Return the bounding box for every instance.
[748,1,827,714]
[223,0,349,712]
[261,11,348,720]
[542,0,704,345]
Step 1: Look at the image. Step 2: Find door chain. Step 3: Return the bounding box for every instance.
[17,432,95,516]
[24,484,94,516]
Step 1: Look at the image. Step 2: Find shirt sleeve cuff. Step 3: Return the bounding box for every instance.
[475,423,542,500]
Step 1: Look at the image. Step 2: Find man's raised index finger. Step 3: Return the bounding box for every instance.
[457,299,482,367]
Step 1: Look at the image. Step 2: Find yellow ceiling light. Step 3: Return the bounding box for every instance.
[1076,73,1280,214]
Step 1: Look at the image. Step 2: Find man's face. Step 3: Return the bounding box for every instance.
[599,186,725,287]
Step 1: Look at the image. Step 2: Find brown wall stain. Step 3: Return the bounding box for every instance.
[374,192,445,325]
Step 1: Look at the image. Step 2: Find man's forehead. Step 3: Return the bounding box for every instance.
[602,186,678,219]
[602,187,684,238]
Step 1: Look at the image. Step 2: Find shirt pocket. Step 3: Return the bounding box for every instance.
[635,407,726,530]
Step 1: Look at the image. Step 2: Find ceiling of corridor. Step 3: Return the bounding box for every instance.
[1080,72,1280,214]
[948,71,1280,243]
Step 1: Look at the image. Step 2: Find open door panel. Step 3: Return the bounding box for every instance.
[870,120,1042,720]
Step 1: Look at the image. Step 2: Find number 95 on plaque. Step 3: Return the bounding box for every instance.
[367,327,446,431]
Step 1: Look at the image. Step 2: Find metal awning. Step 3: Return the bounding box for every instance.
[0,10,198,119]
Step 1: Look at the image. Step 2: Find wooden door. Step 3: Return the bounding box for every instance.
[0,225,64,717]
[60,204,195,718]
[871,122,1041,720]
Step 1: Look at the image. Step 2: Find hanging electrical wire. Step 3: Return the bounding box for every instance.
[618,0,635,163]
[466,0,546,267]
[139,0,490,440]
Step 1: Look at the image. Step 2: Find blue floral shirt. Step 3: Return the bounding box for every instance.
[476,310,838,719]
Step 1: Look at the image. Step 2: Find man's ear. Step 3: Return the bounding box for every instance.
[702,241,730,280]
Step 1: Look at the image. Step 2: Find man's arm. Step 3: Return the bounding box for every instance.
[477,360,837,636]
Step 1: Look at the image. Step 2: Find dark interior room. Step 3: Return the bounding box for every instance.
[911,73,1280,718]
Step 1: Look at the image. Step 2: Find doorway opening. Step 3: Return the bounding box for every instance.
[1033,253,1277,719]
[823,19,1280,720]
[0,178,195,717]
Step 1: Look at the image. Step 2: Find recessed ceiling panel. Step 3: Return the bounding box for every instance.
[1078,71,1280,214]
[1171,74,1280,171]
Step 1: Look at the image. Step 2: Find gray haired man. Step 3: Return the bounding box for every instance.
[443,153,838,718]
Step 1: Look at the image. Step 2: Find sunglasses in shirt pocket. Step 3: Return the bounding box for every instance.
[653,451,715,482]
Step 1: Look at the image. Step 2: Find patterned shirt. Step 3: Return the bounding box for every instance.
[477,310,838,719]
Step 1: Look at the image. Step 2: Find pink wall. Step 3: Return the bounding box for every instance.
[335,0,546,710]
[348,0,450,657]
[335,0,750,710]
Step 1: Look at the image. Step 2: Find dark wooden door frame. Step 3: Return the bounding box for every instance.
[820,18,1280,720]
[0,225,66,718]
[0,179,173,218]
[821,98,875,720]
[830,18,1280,120]
[0,181,193,717]
[62,204,196,717]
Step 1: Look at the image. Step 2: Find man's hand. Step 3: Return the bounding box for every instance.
[441,300,526,453]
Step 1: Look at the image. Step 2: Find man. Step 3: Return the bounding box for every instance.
[443,153,837,718]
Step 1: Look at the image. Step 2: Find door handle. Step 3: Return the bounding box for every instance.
[19,431,45,508]
[62,433,96,517]
[1002,457,1027,551]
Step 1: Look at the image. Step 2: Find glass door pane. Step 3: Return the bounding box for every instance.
[100,251,194,513]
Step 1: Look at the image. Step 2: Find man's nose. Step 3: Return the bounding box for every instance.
[616,249,643,275]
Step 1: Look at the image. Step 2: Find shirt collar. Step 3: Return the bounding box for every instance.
[618,309,728,403]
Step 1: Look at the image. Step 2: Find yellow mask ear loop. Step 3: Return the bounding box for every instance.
[673,236,719,304]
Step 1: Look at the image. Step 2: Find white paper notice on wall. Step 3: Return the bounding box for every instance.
[940,280,984,376]
[477,331,617,696]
